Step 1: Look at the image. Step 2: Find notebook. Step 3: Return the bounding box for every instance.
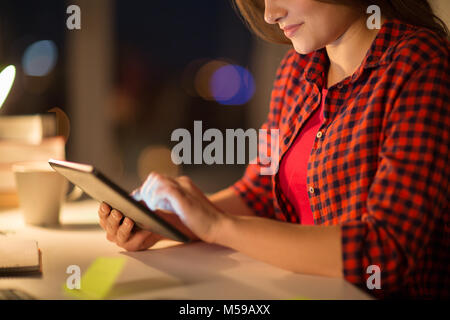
[0,239,41,276]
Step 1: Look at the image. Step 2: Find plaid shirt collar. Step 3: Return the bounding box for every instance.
[303,19,416,87]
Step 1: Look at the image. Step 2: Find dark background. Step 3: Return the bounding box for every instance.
[0,0,290,193]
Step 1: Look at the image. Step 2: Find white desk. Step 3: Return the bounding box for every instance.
[0,200,372,300]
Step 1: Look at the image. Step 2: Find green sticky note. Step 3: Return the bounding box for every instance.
[63,257,126,300]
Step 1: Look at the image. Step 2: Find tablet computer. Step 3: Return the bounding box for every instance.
[48,159,191,243]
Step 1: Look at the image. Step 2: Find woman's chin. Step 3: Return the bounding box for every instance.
[292,41,317,55]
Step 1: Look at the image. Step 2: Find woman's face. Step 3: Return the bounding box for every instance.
[264,0,362,54]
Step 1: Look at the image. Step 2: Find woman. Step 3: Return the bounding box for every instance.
[98,0,449,298]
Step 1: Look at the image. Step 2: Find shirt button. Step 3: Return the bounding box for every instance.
[337,83,343,89]
[316,131,323,138]
[308,186,315,194]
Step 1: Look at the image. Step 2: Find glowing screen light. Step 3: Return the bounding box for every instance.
[210,64,255,105]
[22,40,58,77]
[0,65,16,109]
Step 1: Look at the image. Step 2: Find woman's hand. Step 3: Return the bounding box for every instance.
[98,202,164,251]
[133,173,227,244]
[98,201,199,252]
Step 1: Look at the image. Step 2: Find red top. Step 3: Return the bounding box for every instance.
[232,19,450,298]
[278,88,328,225]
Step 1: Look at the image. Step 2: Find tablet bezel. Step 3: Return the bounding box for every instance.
[48,159,191,243]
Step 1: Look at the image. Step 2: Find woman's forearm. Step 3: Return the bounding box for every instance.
[214,214,343,278]
[208,187,255,217]
[207,187,342,278]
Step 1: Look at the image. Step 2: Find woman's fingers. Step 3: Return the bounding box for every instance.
[140,173,160,204]
[98,200,165,250]
[98,202,111,230]
[98,202,111,221]
[106,209,123,236]
[130,188,142,202]
[115,217,134,245]
[138,173,182,212]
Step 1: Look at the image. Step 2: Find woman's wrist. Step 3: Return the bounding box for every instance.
[208,211,236,246]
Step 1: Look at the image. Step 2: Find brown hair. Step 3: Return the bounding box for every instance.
[233,0,449,44]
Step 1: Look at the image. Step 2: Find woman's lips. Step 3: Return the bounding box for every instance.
[283,23,303,38]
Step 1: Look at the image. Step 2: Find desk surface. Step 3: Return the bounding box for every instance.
[0,200,372,300]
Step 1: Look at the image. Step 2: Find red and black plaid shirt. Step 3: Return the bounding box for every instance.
[232,19,449,299]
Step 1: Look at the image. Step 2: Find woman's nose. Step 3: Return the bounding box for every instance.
[264,0,287,24]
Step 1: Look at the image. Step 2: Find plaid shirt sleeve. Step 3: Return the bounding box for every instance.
[341,39,450,296]
[231,50,295,218]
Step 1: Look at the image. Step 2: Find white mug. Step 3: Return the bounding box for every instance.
[13,161,69,227]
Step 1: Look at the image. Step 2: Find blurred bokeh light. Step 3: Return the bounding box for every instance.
[0,0,257,193]
[189,59,255,106]
[211,64,255,105]
[137,145,181,182]
[211,64,241,102]
[194,60,228,101]
[22,40,58,77]
[0,65,16,109]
